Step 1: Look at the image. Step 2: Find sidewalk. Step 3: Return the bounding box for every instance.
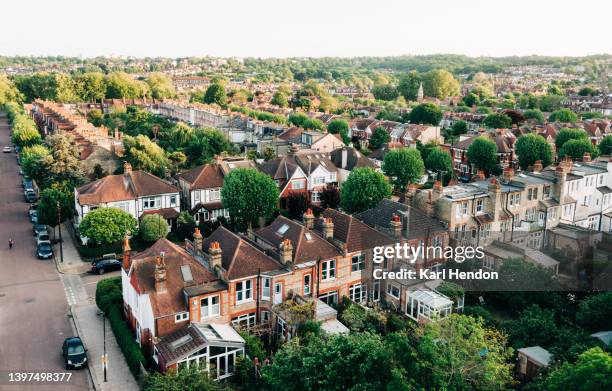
[54,222,91,275]
[72,304,139,391]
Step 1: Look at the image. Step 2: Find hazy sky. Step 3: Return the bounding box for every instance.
[1,0,610,58]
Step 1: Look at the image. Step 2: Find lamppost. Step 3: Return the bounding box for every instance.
[56,201,64,263]
[98,311,108,382]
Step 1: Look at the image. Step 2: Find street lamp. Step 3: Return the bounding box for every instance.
[98,311,108,382]
[56,201,64,263]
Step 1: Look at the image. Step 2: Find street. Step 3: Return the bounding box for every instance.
[0,112,115,391]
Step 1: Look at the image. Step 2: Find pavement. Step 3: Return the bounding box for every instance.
[0,113,89,391]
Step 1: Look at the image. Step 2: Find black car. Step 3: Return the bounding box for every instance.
[22,177,32,188]
[91,258,122,275]
[37,242,53,259]
[33,224,47,236]
[62,337,87,369]
[24,190,37,203]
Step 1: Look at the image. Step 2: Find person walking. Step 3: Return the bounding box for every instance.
[8,238,14,249]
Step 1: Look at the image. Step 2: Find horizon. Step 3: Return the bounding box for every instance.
[2,0,611,58]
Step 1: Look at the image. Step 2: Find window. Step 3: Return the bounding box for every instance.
[482,256,495,270]
[321,259,335,280]
[543,186,550,198]
[372,280,380,302]
[318,291,338,305]
[351,254,365,272]
[313,177,325,185]
[462,202,468,215]
[261,311,270,323]
[387,283,400,299]
[303,274,311,296]
[527,188,533,200]
[236,280,252,303]
[600,175,604,185]
[291,180,305,190]
[194,191,200,201]
[210,188,221,201]
[232,313,256,329]
[432,235,442,247]
[200,296,220,319]
[261,277,271,300]
[476,199,484,213]
[349,283,367,303]
[175,312,189,323]
[311,192,321,203]
[533,188,538,200]
[143,196,161,210]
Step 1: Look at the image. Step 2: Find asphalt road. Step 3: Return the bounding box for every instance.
[0,113,89,391]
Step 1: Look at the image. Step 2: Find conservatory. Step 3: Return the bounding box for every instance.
[405,289,453,322]
[154,323,245,379]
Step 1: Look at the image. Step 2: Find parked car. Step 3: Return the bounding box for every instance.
[37,242,53,259]
[28,204,38,218]
[36,232,51,246]
[3,146,11,153]
[14,146,21,154]
[62,337,87,370]
[24,189,37,203]
[30,210,38,224]
[22,177,32,188]
[33,224,47,237]
[91,257,122,275]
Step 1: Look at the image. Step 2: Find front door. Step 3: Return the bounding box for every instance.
[274,282,282,305]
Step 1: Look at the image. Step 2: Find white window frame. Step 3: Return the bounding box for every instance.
[210,188,221,201]
[303,274,311,296]
[291,180,305,190]
[236,280,252,303]
[351,253,365,273]
[261,277,271,300]
[143,196,161,210]
[170,194,177,207]
[321,259,336,280]
[311,191,321,203]
[175,312,189,323]
[318,290,338,305]
[475,199,484,213]
[386,283,400,299]
[200,295,220,319]
[349,283,367,303]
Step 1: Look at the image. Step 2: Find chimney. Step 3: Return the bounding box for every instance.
[322,217,334,239]
[473,170,486,181]
[209,241,222,269]
[193,227,203,251]
[303,208,315,229]
[553,164,566,201]
[583,152,591,163]
[154,254,167,293]
[488,178,501,221]
[503,167,514,182]
[533,160,543,173]
[390,214,402,239]
[341,148,347,169]
[431,180,443,203]
[279,238,293,264]
[123,161,132,175]
[122,235,131,270]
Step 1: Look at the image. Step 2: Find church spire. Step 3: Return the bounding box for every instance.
[417,82,424,103]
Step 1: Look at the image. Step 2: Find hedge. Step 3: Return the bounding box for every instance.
[77,241,123,260]
[95,277,122,313]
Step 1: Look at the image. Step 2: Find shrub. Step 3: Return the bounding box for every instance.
[139,214,169,242]
[238,331,266,360]
[95,276,122,313]
[107,304,146,378]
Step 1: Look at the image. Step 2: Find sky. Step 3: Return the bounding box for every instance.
[1,0,611,58]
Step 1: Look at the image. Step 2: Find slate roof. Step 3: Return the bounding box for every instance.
[329,146,375,170]
[319,208,394,252]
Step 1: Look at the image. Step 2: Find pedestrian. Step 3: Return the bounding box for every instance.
[8,238,14,249]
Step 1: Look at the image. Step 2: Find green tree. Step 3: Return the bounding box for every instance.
[0,74,22,105]
[176,211,196,241]
[105,72,148,99]
[463,92,480,107]
[288,112,309,127]
[503,305,559,349]
[19,144,50,181]
[75,72,107,102]
[467,136,498,173]
[450,120,468,136]
[423,69,460,99]
[144,73,176,99]
[221,168,279,229]
[202,83,227,107]
[369,126,390,150]
[398,71,422,101]
[340,167,392,213]
[383,148,425,191]
[37,187,74,227]
[578,87,596,96]
[11,118,42,147]
[484,113,512,129]
[559,139,598,160]
[86,108,104,126]
[409,103,443,125]
[13,72,59,102]
[78,207,138,245]
[302,118,324,131]
[143,366,229,391]
[271,91,289,107]
[549,108,578,123]
[555,128,587,150]
[515,134,553,170]
[327,119,350,144]
[372,84,399,101]
[185,127,234,166]
[425,148,453,184]
[42,134,86,188]
[598,136,612,156]
[524,109,545,124]
[123,134,170,177]
[139,214,169,242]
[576,292,612,332]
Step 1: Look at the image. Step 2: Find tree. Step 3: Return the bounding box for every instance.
[467,136,498,173]
[302,118,324,131]
[383,148,425,191]
[409,103,442,125]
[75,72,107,102]
[555,128,587,150]
[86,108,104,126]
[515,134,553,170]
[463,92,480,107]
[320,185,340,209]
[185,127,234,166]
[503,109,525,125]
[19,144,50,181]
[42,134,86,188]
[450,120,468,136]
[503,305,559,349]
[123,134,170,177]
[398,71,422,101]
[576,292,612,332]
[372,84,399,101]
[0,74,22,105]
[578,86,596,96]
[559,139,598,160]
[425,148,453,184]
[327,119,350,144]
[271,91,289,107]
[144,73,176,99]
[105,72,148,99]
[597,136,612,156]
[221,168,279,229]
[176,211,196,241]
[484,113,512,129]
[78,207,138,245]
[143,366,229,391]
[319,96,338,113]
[37,187,74,227]
[414,315,514,390]
[286,192,310,219]
[422,69,460,99]
[549,108,578,123]
[263,333,393,391]
[11,118,42,147]
[340,168,392,213]
[524,109,545,124]
[288,112,309,127]
[369,126,390,150]
[139,214,169,242]
[202,83,227,107]
[528,348,612,391]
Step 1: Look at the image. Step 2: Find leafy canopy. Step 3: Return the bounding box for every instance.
[79,207,138,245]
[340,167,392,213]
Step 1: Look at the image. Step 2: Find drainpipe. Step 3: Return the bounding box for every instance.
[256,268,261,323]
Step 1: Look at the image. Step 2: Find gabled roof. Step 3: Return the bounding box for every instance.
[77,170,178,205]
[130,238,218,318]
[319,208,394,252]
[255,215,341,263]
[179,164,224,190]
[329,146,375,170]
[203,226,281,280]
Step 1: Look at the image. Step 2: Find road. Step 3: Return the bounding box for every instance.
[0,112,98,391]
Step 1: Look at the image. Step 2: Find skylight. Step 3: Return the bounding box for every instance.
[305,233,313,241]
[277,224,290,235]
[180,265,193,282]
[170,334,193,351]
